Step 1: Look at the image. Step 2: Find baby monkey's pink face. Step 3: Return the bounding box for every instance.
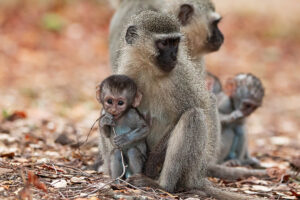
[103,93,128,120]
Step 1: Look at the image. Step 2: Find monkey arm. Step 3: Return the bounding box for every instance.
[219,110,244,125]
[98,109,115,138]
[113,125,149,148]
[98,120,111,138]
[114,109,150,148]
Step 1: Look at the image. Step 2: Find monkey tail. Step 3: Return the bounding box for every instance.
[203,179,262,200]
[207,164,268,180]
[108,0,122,10]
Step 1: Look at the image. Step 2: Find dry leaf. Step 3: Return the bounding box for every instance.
[251,185,272,192]
[51,179,67,188]
[6,111,27,121]
[71,177,86,183]
[27,171,47,193]
[18,185,32,200]
[0,152,15,159]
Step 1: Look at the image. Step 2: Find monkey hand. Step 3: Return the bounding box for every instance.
[100,114,116,127]
[113,135,131,149]
[232,110,245,121]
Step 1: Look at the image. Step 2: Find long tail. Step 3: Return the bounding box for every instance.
[208,164,268,180]
[203,179,263,200]
[108,0,122,10]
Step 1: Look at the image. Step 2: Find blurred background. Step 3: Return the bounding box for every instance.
[0,0,299,164]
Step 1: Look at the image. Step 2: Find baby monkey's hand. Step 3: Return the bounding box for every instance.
[113,135,130,149]
[100,113,116,127]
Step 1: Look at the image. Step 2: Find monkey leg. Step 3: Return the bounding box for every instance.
[241,149,264,169]
[159,108,208,192]
[110,149,125,179]
[234,124,247,160]
[127,147,144,177]
[204,93,221,163]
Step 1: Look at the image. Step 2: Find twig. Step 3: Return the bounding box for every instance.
[51,163,58,175]
[82,117,101,146]
[112,127,127,180]
[50,163,92,177]
[79,127,127,198]
[117,178,164,200]
[58,191,66,199]
[76,117,100,158]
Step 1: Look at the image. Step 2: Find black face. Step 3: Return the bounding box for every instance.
[155,37,180,72]
[206,19,224,52]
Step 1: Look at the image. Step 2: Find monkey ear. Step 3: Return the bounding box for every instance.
[178,4,194,26]
[96,85,101,103]
[224,78,236,97]
[132,91,143,107]
[125,25,138,44]
[206,76,214,92]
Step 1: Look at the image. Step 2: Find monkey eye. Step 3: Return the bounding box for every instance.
[118,100,124,106]
[107,99,113,104]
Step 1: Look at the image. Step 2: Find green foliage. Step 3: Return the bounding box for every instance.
[41,13,65,32]
[2,109,9,119]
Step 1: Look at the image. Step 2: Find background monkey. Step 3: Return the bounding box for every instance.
[217,73,265,167]
[106,10,260,199]
[109,0,224,74]
[96,75,149,179]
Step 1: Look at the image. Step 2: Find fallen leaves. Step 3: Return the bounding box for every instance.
[266,167,288,182]
[51,179,67,188]
[4,111,27,122]
[27,171,47,193]
[0,168,13,175]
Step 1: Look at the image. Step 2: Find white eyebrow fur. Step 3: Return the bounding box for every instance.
[210,12,221,21]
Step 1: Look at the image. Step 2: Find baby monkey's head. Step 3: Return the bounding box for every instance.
[96,75,142,119]
[225,73,265,115]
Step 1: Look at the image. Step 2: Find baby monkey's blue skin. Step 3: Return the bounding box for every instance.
[99,108,149,179]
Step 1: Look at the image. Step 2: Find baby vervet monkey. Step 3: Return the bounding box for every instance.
[96,75,149,179]
[208,73,265,167]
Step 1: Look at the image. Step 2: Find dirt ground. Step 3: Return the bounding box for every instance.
[0,0,299,199]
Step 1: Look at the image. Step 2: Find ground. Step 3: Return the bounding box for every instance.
[0,0,299,199]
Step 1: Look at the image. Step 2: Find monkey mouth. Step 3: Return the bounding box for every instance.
[158,61,177,72]
[113,113,122,119]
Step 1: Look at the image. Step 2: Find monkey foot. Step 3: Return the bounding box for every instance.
[126,174,161,189]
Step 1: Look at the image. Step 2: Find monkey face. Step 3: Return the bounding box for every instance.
[155,37,180,72]
[176,3,224,56]
[205,17,224,52]
[103,94,128,119]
